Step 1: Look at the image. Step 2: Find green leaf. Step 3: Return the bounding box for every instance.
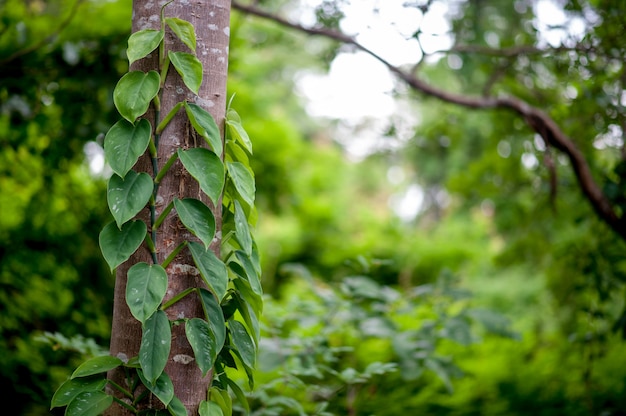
[226,108,252,153]
[99,220,146,271]
[140,310,171,384]
[138,369,175,406]
[185,102,222,155]
[71,356,123,379]
[199,400,224,416]
[234,251,262,296]
[66,391,113,416]
[165,17,196,52]
[104,119,151,178]
[51,376,107,409]
[232,276,263,318]
[169,51,202,94]
[199,288,226,351]
[233,294,260,346]
[178,148,225,205]
[174,198,216,250]
[227,162,255,207]
[186,317,218,377]
[126,263,168,323]
[188,242,228,301]
[113,70,160,122]
[107,171,153,228]
[234,200,252,255]
[224,377,250,414]
[168,396,188,416]
[209,385,232,416]
[127,29,164,65]
[229,320,256,369]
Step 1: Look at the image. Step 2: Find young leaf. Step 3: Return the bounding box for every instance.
[65,391,113,416]
[99,220,146,271]
[127,29,164,65]
[199,401,224,416]
[226,108,252,154]
[174,198,216,250]
[234,200,252,255]
[126,263,168,323]
[186,317,218,377]
[169,51,202,94]
[227,162,255,207]
[199,288,226,351]
[104,118,151,178]
[71,356,123,379]
[107,171,153,229]
[178,148,225,205]
[137,369,175,406]
[113,71,160,122]
[185,102,223,155]
[234,250,262,296]
[51,376,107,409]
[188,242,228,301]
[165,17,196,52]
[140,310,171,385]
[229,320,256,369]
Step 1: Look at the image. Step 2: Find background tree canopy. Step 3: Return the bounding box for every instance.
[2,0,626,415]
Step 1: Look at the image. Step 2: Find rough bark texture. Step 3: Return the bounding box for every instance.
[106,1,231,414]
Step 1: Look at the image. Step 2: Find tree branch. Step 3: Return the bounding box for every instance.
[231,1,626,240]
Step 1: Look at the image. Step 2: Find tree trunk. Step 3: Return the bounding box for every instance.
[106,1,231,414]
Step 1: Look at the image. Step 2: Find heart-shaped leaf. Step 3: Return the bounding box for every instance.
[139,310,171,384]
[126,263,168,323]
[185,102,222,155]
[99,220,146,271]
[66,391,113,416]
[113,71,160,122]
[188,241,228,301]
[137,368,174,406]
[104,118,151,178]
[51,377,107,409]
[169,51,202,94]
[165,17,196,52]
[127,29,164,65]
[227,162,255,207]
[174,198,216,250]
[186,317,218,377]
[107,171,153,228]
[178,148,224,205]
[71,356,123,379]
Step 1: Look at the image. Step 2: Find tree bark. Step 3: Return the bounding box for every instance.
[106,1,231,414]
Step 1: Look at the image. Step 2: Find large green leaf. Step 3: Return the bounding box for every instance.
[104,119,152,178]
[186,317,218,377]
[185,102,222,155]
[227,162,255,207]
[140,310,171,385]
[229,320,256,369]
[138,369,174,406]
[66,391,113,416]
[113,70,160,122]
[188,242,228,301]
[178,148,224,205]
[165,17,196,52]
[232,275,263,318]
[99,220,146,271]
[71,356,123,379]
[107,171,153,229]
[199,401,224,416]
[127,29,164,65]
[224,377,250,414]
[169,51,202,94]
[226,108,252,154]
[234,250,262,296]
[51,376,107,409]
[174,198,216,250]
[126,263,168,323]
[168,396,188,416]
[199,288,226,351]
[234,200,252,255]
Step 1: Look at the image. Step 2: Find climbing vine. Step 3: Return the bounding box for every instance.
[51,4,261,415]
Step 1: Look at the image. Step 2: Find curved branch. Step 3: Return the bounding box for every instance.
[231,1,626,240]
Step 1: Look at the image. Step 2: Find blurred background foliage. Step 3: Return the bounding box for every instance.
[2,0,626,414]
